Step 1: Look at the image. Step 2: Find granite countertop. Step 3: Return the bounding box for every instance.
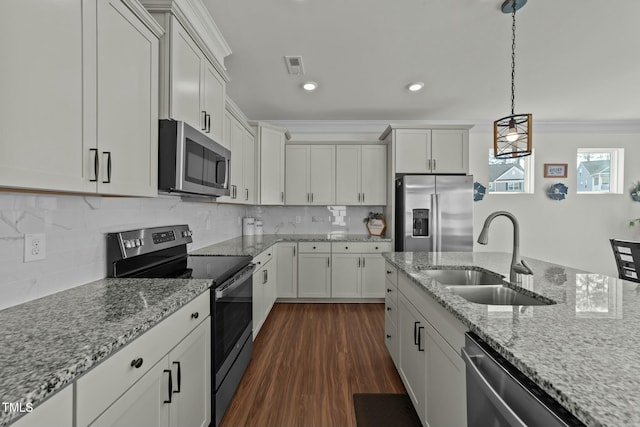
[383,251,640,427]
[0,277,212,427]
[190,233,392,257]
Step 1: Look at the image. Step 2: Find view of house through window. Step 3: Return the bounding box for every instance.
[576,149,623,194]
[488,150,533,193]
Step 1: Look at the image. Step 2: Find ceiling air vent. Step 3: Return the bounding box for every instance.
[284,56,305,75]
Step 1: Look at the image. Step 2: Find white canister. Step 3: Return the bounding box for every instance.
[255,220,263,236]
[242,217,255,235]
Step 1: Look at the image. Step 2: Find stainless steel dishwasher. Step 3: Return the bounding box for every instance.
[462,333,585,427]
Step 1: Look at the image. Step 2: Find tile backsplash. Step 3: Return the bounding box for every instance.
[0,191,385,310]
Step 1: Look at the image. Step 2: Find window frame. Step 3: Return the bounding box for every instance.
[487,149,535,194]
[576,148,624,195]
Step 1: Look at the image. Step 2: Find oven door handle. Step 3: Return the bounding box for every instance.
[215,264,255,300]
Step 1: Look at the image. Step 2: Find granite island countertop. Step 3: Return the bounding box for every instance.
[383,251,640,427]
[190,233,392,257]
[0,277,212,427]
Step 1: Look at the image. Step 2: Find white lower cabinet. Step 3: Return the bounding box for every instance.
[276,242,298,298]
[298,243,331,298]
[253,248,276,339]
[11,386,73,427]
[395,272,467,427]
[76,292,210,427]
[330,242,391,298]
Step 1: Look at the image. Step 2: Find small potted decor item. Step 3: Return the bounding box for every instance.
[547,183,568,201]
[630,218,640,228]
[363,212,386,236]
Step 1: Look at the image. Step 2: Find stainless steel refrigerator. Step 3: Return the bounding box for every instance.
[395,175,473,252]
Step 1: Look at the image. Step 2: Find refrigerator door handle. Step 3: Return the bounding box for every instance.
[433,193,441,252]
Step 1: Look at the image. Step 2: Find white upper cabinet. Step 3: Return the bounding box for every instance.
[335,145,387,205]
[96,0,159,196]
[255,123,289,205]
[243,128,256,204]
[392,127,469,174]
[285,145,335,205]
[0,0,161,196]
[144,0,231,146]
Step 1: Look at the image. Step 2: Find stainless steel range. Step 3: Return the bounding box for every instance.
[107,225,254,427]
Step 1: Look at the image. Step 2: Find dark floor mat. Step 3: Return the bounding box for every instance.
[353,393,422,427]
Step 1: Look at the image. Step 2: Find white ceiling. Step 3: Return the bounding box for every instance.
[203,0,640,123]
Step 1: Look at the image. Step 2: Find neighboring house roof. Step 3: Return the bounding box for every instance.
[489,163,524,182]
[579,160,610,175]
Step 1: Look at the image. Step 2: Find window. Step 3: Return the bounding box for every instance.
[576,149,624,194]
[488,150,534,193]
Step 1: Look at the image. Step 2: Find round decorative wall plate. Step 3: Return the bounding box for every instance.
[473,182,486,202]
[547,183,568,201]
[631,183,640,202]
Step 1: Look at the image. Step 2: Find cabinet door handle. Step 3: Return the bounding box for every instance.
[358,193,361,202]
[263,269,267,284]
[281,191,284,202]
[89,148,99,182]
[311,193,314,203]
[293,246,296,257]
[358,257,360,268]
[418,326,425,351]
[433,159,436,170]
[102,151,112,184]
[201,111,207,131]
[172,361,181,393]
[163,369,173,403]
[206,113,211,134]
[414,321,420,345]
[307,193,310,203]
[428,159,432,170]
[327,257,330,268]
[130,357,143,369]
[362,193,365,203]
[245,188,249,201]
[362,257,365,268]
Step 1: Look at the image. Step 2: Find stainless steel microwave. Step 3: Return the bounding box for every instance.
[158,120,230,198]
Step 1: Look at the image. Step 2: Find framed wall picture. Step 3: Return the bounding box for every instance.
[544,163,568,178]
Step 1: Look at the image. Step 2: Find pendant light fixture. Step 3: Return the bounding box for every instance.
[493,0,532,159]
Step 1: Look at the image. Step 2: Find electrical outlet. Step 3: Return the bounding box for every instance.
[24,233,46,262]
[295,216,302,224]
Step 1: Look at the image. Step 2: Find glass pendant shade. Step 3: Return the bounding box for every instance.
[493,113,532,158]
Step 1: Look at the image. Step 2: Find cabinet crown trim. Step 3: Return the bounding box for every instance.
[140,0,231,80]
[379,123,475,140]
[249,121,292,140]
[123,0,165,37]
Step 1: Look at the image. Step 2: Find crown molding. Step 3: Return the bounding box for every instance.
[140,0,231,81]
[122,0,165,37]
[225,97,255,135]
[266,119,640,135]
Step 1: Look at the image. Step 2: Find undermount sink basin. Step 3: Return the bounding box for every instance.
[421,268,505,286]
[447,285,555,306]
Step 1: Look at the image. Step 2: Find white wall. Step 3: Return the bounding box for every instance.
[469,125,640,277]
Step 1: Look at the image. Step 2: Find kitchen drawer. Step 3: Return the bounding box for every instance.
[253,247,274,268]
[384,262,398,286]
[76,291,210,427]
[298,241,331,253]
[331,241,392,253]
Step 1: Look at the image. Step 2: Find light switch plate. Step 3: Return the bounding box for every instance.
[24,233,46,262]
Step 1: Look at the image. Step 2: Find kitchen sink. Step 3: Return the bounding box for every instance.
[447,285,555,306]
[420,268,505,286]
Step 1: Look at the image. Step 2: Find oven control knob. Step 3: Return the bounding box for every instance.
[124,240,133,249]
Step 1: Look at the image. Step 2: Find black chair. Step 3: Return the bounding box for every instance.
[610,239,640,283]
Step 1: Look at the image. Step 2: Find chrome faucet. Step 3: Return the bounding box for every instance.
[477,211,533,283]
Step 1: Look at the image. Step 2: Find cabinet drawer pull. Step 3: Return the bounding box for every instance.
[313,246,316,250]
[386,270,392,274]
[172,361,181,393]
[345,246,349,250]
[386,334,391,339]
[90,148,99,182]
[386,307,392,312]
[375,246,379,250]
[130,358,143,369]
[164,369,173,403]
[386,288,393,293]
[191,312,199,319]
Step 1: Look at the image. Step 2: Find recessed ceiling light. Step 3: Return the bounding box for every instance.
[407,82,424,92]
[302,81,318,91]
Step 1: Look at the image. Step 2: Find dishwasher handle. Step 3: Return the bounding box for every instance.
[461,347,527,427]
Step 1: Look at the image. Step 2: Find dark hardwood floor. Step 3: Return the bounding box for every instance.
[220,303,406,427]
